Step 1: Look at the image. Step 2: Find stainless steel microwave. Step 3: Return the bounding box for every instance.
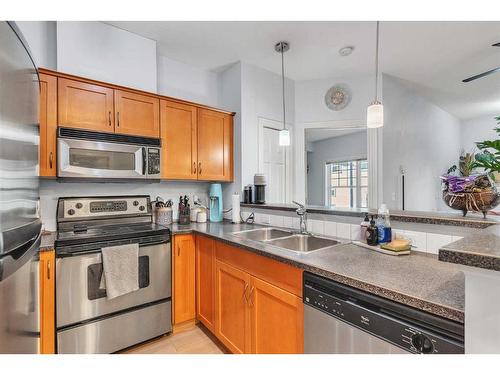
[57,127,161,180]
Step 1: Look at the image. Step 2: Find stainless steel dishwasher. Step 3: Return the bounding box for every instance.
[303,272,464,354]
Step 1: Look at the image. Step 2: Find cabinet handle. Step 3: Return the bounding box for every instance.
[198,162,202,175]
[49,152,53,169]
[47,260,51,280]
[193,162,197,174]
[117,112,120,127]
[243,283,249,304]
[108,111,112,126]
[177,245,180,257]
[248,286,255,307]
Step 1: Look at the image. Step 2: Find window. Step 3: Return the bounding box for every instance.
[326,159,368,208]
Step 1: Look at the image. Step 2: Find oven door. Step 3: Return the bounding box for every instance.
[56,242,171,328]
[58,137,147,179]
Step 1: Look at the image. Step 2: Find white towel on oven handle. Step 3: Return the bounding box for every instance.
[100,243,139,299]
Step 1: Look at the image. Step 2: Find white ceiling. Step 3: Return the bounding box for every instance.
[106,21,500,120]
[305,128,365,143]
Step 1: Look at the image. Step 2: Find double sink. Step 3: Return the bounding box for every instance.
[231,227,345,254]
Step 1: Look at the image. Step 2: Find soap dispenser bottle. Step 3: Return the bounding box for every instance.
[360,213,370,243]
[366,215,379,246]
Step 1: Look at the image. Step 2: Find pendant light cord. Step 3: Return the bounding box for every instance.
[374,21,380,101]
[281,43,286,131]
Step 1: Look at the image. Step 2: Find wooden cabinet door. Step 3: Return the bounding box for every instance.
[197,109,233,181]
[249,276,304,354]
[39,73,57,177]
[196,235,216,333]
[39,250,55,354]
[58,78,114,132]
[160,100,197,179]
[215,260,251,354]
[114,90,159,138]
[172,234,196,325]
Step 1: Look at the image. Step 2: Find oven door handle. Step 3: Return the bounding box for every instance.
[142,147,147,175]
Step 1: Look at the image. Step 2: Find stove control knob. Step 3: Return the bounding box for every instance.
[75,203,83,209]
[411,333,434,354]
[67,209,75,216]
[133,200,139,206]
[139,205,145,211]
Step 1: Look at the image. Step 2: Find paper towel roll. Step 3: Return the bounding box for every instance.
[232,193,241,223]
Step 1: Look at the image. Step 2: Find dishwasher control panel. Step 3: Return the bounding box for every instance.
[304,272,464,354]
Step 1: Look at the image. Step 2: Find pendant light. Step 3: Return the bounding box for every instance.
[275,41,290,146]
[367,21,384,128]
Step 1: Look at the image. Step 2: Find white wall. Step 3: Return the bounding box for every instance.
[239,62,295,195]
[157,55,219,107]
[40,180,209,231]
[16,21,57,70]
[461,115,499,152]
[56,22,157,92]
[307,131,367,205]
[382,74,462,212]
[294,75,373,203]
[218,63,242,214]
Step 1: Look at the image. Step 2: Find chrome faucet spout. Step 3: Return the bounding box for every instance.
[292,201,308,234]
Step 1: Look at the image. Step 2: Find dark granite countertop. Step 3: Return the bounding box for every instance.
[40,231,56,251]
[241,203,499,229]
[171,221,466,323]
[439,233,500,271]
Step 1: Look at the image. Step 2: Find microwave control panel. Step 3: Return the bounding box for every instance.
[148,148,161,175]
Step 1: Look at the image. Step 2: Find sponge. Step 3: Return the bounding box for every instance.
[380,239,411,252]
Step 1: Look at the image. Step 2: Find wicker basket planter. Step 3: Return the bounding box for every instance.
[443,189,500,218]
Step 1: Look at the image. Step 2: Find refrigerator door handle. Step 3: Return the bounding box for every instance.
[0,232,41,282]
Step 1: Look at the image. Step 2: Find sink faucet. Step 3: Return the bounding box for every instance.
[292,201,309,234]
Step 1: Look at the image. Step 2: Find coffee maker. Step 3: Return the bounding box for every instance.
[209,183,223,222]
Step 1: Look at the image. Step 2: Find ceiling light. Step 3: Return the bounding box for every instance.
[338,46,354,56]
[275,41,291,146]
[367,21,384,129]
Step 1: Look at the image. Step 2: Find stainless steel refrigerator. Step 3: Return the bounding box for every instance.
[0,21,42,353]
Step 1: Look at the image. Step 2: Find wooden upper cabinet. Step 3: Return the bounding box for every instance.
[58,78,114,133]
[196,235,216,333]
[114,90,159,138]
[249,276,304,354]
[197,109,233,181]
[160,100,197,179]
[215,260,251,354]
[172,234,196,326]
[39,73,57,177]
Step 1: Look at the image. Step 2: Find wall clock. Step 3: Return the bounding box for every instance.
[325,84,351,111]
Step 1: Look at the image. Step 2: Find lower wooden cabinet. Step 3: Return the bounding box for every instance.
[39,249,56,354]
[215,260,251,354]
[211,241,303,354]
[172,234,196,326]
[195,235,216,332]
[249,276,303,354]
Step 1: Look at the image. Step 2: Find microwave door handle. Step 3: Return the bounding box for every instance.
[142,147,147,175]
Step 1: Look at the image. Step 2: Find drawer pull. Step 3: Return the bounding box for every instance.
[248,286,255,307]
[243,283,249,304]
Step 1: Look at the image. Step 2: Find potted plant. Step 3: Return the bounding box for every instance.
[473,116,500,185]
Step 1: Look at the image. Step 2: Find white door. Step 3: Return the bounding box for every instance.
[262,126,286,203]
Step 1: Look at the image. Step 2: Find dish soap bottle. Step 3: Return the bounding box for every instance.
[360,213,370,243]
[377,204,392,244]
[366,215,379,246]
